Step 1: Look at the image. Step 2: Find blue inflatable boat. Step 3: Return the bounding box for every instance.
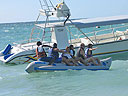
[25,57,112,73]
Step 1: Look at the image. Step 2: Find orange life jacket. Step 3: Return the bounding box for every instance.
[36,47,47,59]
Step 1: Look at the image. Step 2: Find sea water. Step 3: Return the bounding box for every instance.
[0,22,128,96]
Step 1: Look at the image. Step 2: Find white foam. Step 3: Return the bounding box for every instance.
[11,27,14,29]
[0,76,3,80]
[4,30,9,32]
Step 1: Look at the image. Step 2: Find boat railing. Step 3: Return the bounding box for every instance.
[13,37,41,45]
[12,37,41,49]
[13,40,53,51]
[77,24,128,44]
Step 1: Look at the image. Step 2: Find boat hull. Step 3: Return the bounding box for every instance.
[25,57,112,73]
[0,43,37,64]
[0,50,36,64]
[0,39,128,64]
[91,39,128,57]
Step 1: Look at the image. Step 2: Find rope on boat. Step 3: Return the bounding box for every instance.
[68,19,95,45]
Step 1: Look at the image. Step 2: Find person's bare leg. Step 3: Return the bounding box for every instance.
[62,57,73,66]
[69,58,78,66]
[94,57,101,65]
[75,57,88,66]
[87,57,99,66]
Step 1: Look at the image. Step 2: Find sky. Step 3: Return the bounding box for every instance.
[0,0,128,23]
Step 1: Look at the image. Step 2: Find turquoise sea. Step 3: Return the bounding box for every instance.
[0,22,128,96]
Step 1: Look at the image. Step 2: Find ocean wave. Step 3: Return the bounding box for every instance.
[11,27,14,29]
[4,30,9,32]
[0,76,3,80]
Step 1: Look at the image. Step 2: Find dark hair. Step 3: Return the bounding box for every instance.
[53,43,57,48]
[80,43,85,47]
[69,45,73,49]
[37,41,42,46]
[87,44,93,48]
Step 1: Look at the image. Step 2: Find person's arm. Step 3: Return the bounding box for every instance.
[36,48,38,58]
[54,48,65,53]
[59,49,65,53]
[89,47,98,51]
[42,45,52,48]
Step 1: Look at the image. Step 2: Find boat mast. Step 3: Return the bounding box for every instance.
[40,0,57,42]
[36,0,94,45]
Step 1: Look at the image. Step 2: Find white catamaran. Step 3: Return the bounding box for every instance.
[0,0,128,64]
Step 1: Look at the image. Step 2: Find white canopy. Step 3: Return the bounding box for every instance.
[36,15,128,28]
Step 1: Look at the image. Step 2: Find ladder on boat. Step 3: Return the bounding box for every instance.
[29,0,94,46]
[29,0,54,43]
[29,0,71,42]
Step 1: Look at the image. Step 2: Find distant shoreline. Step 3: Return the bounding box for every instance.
[0,21,38,25]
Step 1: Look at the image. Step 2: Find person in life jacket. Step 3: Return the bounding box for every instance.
[48,43,65,65]
[69,45,75,58]
[62,46,78,66]
[36,41,52,61]
[48,47,52,57]
[48,44,77,66]
[69,45,89,66]
[76,43,101,66]
[85,44,101,65]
